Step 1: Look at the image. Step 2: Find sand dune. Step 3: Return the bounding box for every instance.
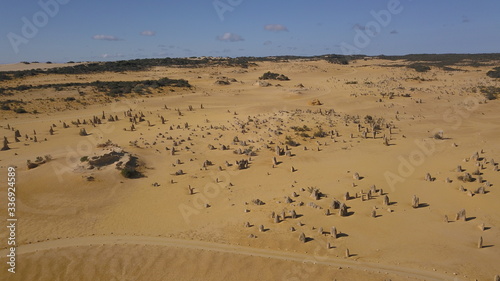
[0,235,457,281]
[1,58,499,280]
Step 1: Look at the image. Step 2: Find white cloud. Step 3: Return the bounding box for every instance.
[100,53,124,59]
[216,32,244,42]
[92,35,122,41]
[264,24,288,32]
[140,30,156,36]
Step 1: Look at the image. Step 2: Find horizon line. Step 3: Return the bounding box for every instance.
[2,52,500,66]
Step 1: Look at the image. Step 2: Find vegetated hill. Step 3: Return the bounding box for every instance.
[259,71,290,81]
[0,55,363,81]
[406,63,432,72]
[0,53,498,81]
[376,53,500,67]
[0,77,191,97]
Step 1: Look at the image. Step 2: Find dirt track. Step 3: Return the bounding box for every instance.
[0,235,462,281]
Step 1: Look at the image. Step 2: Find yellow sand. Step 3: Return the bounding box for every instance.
[0,59,499,280]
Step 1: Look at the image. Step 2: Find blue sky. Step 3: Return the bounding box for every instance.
[1,0,499,64]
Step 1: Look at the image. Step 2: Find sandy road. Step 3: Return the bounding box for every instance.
[0,235,462,281]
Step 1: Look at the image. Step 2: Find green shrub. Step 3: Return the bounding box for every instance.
[0,73,12,81]
[259,71,289,81]
[313,128,326,138]
[485,92,496,100]
[408,64,431,72]
[133,84,145,94]
[14,107,28,113]
[285,136,299,146]
[479,86,500,100]
[486,67,500,78]
[121,167,141,178]
[291,125,310,132]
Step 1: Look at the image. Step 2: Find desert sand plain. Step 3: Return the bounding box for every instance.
[0,58,499,280]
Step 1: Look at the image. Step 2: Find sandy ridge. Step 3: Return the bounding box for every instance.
[1,235,462,281]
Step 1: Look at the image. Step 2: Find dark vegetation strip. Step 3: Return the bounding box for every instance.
[0,77,191,97]
[0,55,361,81]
